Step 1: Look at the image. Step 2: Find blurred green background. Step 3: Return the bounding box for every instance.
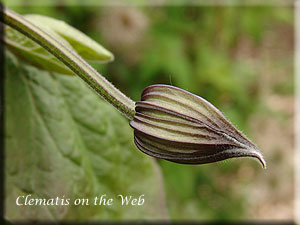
[5,2,295,221]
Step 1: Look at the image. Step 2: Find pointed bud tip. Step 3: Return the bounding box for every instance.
[259,156,267,169]
[250,149,267,169]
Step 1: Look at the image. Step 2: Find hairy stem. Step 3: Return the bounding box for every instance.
[1,7,136,120]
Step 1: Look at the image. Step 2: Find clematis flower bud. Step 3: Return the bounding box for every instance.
[130,85,266,168]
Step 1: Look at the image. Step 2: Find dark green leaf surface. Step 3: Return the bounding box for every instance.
[5,52,167,221]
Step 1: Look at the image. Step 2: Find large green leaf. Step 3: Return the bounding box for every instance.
[5,52,168,222]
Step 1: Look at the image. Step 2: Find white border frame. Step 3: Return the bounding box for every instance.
[295,1,299,224]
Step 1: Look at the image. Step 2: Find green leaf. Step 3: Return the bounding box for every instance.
[25,14,114,62]
[5,25,74,75]
[5,52,168,221]
[4,13,114,75]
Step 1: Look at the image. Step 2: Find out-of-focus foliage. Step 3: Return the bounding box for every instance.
[6,4,294,221]
[93,6,294,221]
[93,8,293,220]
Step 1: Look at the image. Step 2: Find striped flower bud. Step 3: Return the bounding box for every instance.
[130,85,266,168]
